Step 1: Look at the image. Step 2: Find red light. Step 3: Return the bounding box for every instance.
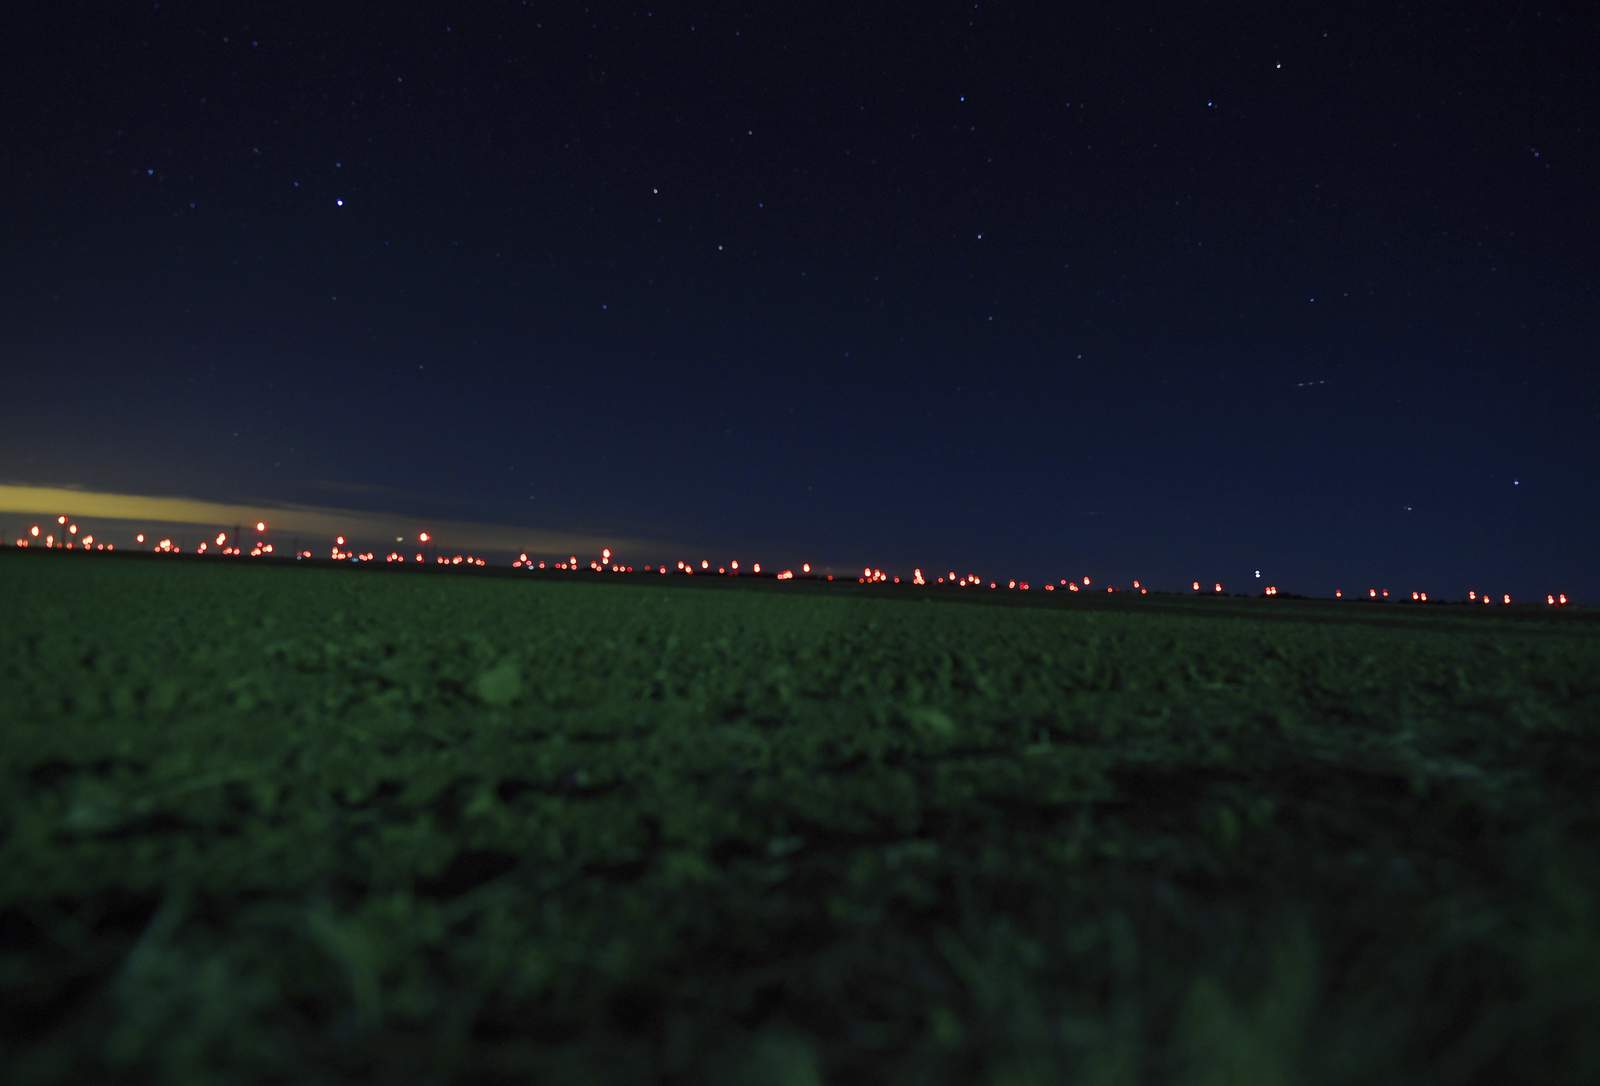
[29,525,38,537]
[255,521,267,532]
[802,563,812,574]
[1192,580,1201,591]
[336,536,346,546]
[1334,589,1343,599]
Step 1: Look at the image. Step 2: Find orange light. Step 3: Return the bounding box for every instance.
[1369,588,1378,599]
[730,560,739,571]
[1083,576,1091,585]
[68,523,78,535]
[753,563,761,574]
[217,532,228,546]
[419,532,431,543]
[136,533,145,544]
[29,525,39,537]
[1335,589,1343,599]
[57,515,67,525]
[700,559,709,570]
[1559,593,1568,606]
[1192,580,1200,591]
[802,563,812,574]
[1502,594,1512,605]
[255,521,267,532]
[1214,583,1223,593]
[1547,594,1556,606]
[1468,590,1477,601]
[336,536,346,546]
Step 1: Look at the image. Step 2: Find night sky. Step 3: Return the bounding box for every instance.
[5,3,1596,597]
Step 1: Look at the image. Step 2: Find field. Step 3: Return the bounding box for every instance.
[2,551,1598,1084]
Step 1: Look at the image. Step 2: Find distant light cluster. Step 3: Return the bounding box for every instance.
[4,512,1576,608]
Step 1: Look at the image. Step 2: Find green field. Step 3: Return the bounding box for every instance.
[3,551,1597,1084]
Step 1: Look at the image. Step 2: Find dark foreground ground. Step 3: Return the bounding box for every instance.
[2,551,1597,1084]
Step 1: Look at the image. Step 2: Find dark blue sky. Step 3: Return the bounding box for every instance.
[3,2,1595,596]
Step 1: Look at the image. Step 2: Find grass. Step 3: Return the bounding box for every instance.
[2,550,1597,1084]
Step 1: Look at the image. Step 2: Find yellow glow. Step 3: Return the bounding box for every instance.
[0,483,662,559]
